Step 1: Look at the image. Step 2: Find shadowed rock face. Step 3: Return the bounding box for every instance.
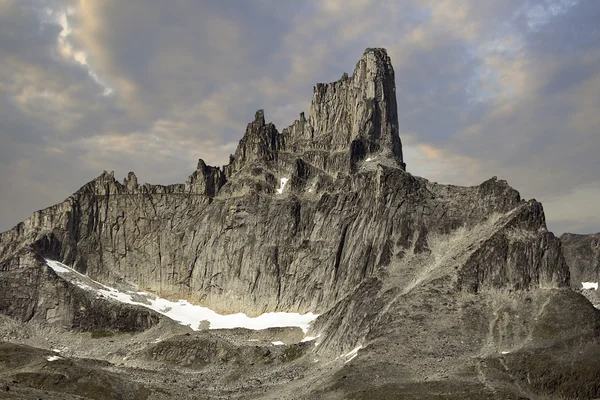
[0,48,567,321]
[561,232,600,287]
[561,232,600,307]
[0,250,159,332]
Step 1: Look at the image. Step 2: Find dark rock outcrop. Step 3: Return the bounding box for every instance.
[0,249,159,332]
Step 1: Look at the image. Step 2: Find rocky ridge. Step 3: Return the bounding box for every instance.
[0,50,567,321]
[0,48,598,399]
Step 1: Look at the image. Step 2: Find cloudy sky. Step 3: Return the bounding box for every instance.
[1,0,599,235]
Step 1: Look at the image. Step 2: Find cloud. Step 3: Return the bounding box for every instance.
[0,0,598,235]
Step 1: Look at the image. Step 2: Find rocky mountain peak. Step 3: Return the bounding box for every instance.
[304,47,404,169]
[253,109,266,126]
[1,46,595,400]
[123,171,138,191]
[0,47,568,322]
[226,109,283,176]
[225,48,405,179]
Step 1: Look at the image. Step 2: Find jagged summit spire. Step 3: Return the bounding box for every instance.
[226,109,282,175]
[306,47,404,169]
[353,47,393,77]
[253,109,265,126]
[227,48,405,176]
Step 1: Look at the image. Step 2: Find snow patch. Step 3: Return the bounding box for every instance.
[52,349,61,353]
[340,345,362,363]
[301,336,318,343]
[271,341,285,346]
[98,287,136,304]
[365,158,372,162]
[77,283,92,290]
[46,260,70,273]
[343,345,362,358]
[276,177,289,194]
[345,354,358,363]
[582,282,598,290]
[501,351,510,355]
[45,260,319,332]
[46,355,62,362]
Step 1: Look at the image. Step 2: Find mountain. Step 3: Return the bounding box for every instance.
[561,232,600,306]
[1,48,599,400]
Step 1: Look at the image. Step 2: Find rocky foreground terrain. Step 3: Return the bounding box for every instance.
[1,48,600,399]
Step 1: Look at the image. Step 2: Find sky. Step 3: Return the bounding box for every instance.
[0,0,599,235]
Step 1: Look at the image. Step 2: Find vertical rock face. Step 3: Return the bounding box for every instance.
[561,232,600,287]
[0,48,567,323]
[287,48,404,171]
[186,159,226,196]
[227,48,405,177]
[0,249,159,331]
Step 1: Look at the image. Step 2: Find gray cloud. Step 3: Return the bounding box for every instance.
[0,0,598,235]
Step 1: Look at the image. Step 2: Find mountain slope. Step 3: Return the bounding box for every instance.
[0,48,598,400]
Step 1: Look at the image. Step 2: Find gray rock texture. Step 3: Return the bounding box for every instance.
[0,47,597,400]
[561,232,600,287]
[0,250,159,332]
[0,49,567,322]
[561,232,600,307]
[0,342,150,400]
[311,198,572,355]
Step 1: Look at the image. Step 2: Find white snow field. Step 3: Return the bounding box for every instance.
[45,260,318,333]
[582,282,599,290]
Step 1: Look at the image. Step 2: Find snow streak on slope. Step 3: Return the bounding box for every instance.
[276,177,289,194]
[45,260,318,332]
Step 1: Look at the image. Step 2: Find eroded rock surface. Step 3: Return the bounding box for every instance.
[0,48,569,328]
[561,232,600,287]
[0,48,596,400]
[0,100,569,319]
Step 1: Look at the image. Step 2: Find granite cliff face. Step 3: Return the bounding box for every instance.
[2,48,599,399]
[561,232,600,287]
[0,48,567,322]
